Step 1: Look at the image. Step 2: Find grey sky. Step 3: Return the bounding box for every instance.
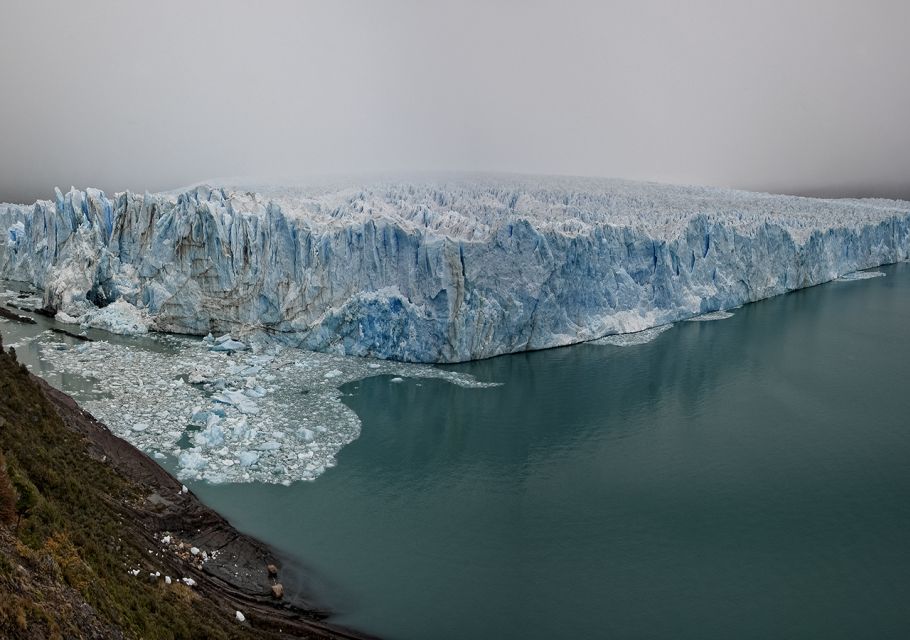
[2,0,909,204]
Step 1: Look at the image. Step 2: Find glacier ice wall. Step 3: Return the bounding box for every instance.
[2,175,909,363]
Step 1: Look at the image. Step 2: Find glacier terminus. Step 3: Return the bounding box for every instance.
[3,174,909,363]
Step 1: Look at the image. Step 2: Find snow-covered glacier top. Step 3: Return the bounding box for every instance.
[178,173,910,244]
[2,174,909,362]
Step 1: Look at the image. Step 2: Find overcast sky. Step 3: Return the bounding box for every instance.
[2,0,909,203]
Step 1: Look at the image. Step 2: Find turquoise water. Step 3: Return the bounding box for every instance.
[191,263,910,639]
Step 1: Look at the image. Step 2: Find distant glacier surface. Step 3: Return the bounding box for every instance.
[2,174,909,363]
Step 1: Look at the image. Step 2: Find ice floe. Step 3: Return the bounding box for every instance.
[590,324,674,347]
[37,332,498,485]
[687,310,735,321]
[837,270,886,281]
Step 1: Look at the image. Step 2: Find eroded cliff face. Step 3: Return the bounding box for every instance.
[2,176,909,362]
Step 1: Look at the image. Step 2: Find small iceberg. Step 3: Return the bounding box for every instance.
[78,299,152,335]
[212,390,260,415]
[209,338,248,352]
[238,451,259,467]
[194,423,225,448]
[188,410,210,427]
[178,449,208,472]
[688,310,735,322]
[837,270,886,281]
[592,324,673,347]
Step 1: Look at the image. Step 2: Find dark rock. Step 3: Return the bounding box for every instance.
[0,306,37,324]
[50,327,93,341]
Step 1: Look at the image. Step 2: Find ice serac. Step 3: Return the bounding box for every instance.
[2,175,909,363]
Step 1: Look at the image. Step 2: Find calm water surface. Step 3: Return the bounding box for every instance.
[194,263,910,639]
[5,265,910,639]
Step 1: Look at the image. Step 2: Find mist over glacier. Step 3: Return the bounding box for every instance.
[2,174,909,363]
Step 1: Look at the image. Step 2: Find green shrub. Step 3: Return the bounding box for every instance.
[0,453,16,526]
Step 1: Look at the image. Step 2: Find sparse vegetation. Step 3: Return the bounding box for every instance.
[0,452,16,526]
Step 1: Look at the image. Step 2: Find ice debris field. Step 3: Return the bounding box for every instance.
[2,174,909,363]
[9,315,496,485]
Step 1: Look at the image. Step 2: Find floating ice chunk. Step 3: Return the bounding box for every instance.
[323,369,343,379]
[236,400,259,415]
[79,299,152,335]
[214,334,233,344]
[203,332,215,343]
[132,422,149,432]
[55,310,79,324]
[188,410,210,427]
[212,390,260,415]
[297,427,315,442]
[390,377,404,383]
[210,340,246,353]
[592,324,674,347]
[688,310,735,322]
[195,423,224,448]
[210,339,247,352]
[231,417,252,440]
[187,366,214,384]
[178,449,207,472]
[837,270,886,281]
[244,385,266,398]
[254,441,282,451]
[238,451,259,467]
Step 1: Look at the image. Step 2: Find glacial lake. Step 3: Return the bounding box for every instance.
[4,263,910,639]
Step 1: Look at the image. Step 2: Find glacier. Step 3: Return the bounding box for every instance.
[2,174,909,363]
